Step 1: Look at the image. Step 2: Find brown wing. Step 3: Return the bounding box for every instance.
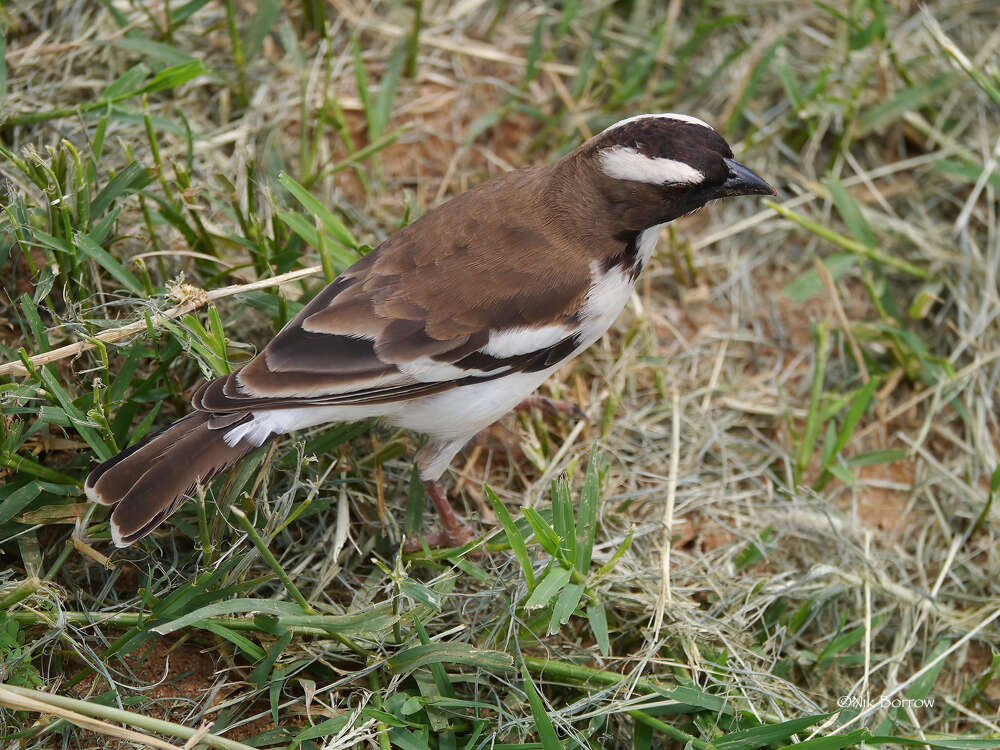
[195,171,592,412]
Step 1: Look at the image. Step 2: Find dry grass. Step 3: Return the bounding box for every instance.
[1,1,999,748]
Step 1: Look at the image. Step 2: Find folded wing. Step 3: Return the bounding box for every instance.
[194,210,592,413]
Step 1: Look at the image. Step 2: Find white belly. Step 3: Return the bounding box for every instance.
[388,367,558,440]
[222,366,558,446]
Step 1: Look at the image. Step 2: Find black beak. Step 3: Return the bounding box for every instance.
[720,158,775,197]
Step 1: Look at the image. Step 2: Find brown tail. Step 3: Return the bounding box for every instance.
[84,411,260,547]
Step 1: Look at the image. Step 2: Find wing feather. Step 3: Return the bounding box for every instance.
[194,169,593,413]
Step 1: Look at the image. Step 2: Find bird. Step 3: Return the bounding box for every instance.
[84,113,774,549]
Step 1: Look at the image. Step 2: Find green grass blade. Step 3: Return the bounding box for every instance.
[726,37,783,132]
[112,37,197,68]
[857,74,953,134]
[293,716,352,743]
[405,466,425,534]
[586,600,611,656]
[715,713,830,750]
[523,16,545,87]
[152,598,306,634]
[521,664,562,750]
[370,40,407,140]
[570,12,604,99]
[905,638,952,699]
[273,208,358,269]
[574,446,600,574]
[75,232,145,296]
[524,566,572,610]
[873,740,1000,750]
[0,481,43,525]
[522,508,559,559]
[351,34,372,133]
[1,450,82,484]
[547,582,585,635]
[137,60,207,96]
[388,728,432,750]
[19,293,49,352]
[0,32,6,103]
[971,464,1000,535]
[825,179,876,248]
[198,621,266,661]
[274,612,398,634]
[795,323,829,485]
[923,13,1000,108]
[387,643,514,675]
[766,201,931,279]
[413,617,455,699]
[734,526,774,571]
[485,485,535,590]
[550,477,574,559]
[594,525,634,580]
[103,64,151,100]
[399,578,441,611]
[776,729,869,750]
[277,171,358,248]
[35,366,110,460]
[90,162,153,220]
[783,253,858,303]
[245,0,281,60]
[846,448,908,467]
[815,376,880,489]
[816,615,882,666]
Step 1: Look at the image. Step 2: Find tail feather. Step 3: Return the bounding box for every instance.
[84,410,260,547]
[84,418,184,505]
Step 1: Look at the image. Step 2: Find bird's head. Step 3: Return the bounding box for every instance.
[573,113,774,231]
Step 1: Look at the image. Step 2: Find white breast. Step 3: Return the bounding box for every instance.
[578,263,633,348]
[577,223,663,345]
[635,223,666,269]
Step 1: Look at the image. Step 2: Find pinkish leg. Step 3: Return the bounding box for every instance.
[404,480,477,551]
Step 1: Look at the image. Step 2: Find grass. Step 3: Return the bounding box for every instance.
[1,1,999,748]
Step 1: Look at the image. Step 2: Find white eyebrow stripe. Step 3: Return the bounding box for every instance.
[601,113,713,133]
[599,146,704,185]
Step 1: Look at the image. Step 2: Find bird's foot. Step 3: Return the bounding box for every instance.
[516,395,589,422]
[403,523,477,552]
[403,480,478,552]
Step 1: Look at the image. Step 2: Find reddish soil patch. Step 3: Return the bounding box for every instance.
[66,635,286,746]
[855,462,916,537]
